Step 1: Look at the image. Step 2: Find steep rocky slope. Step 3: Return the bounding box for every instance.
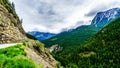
[0,0,28,44]
[0,0,57,68]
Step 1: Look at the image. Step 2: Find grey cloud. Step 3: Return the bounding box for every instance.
[37,2,55,15]
[33,1,65,25]
[85,10,98,17]
[85,1,120,17]
[85,3,112,17]
[60,0,86,6]
[76,21,84,25]
[10,0,120,33]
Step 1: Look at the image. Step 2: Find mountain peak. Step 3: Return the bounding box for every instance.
[91,8,120,29]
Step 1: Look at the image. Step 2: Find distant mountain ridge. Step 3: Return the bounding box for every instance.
[42,8,120,54]
[28,31,56,40]
[28,8,120,42]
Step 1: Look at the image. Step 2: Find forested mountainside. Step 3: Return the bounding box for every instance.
[43,25,98,54]
[55,18,120,67]
[42,8,120,54]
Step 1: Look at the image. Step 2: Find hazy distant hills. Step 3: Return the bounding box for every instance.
[28,31,56,40]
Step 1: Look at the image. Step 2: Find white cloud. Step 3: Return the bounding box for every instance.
[9,0,120,33]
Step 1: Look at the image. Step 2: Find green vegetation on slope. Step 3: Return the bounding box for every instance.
[0,44,43,68]
[26,33,38,40]
[55,18,120,67]
[42,25,98,54]
[0,0,18,19]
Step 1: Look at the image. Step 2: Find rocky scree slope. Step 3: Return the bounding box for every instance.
[0,0,28,44]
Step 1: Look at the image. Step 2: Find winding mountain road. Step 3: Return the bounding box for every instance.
[0,43,21,49]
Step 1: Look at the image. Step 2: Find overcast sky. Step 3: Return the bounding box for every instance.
[9,0,120,33]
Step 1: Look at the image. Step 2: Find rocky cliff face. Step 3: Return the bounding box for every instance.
[0,0,28,44]
[91,8,120,29]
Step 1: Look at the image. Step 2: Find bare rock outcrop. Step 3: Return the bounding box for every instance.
[0,1,28,44]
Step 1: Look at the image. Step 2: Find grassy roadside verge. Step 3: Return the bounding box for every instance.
[0,43,43,68]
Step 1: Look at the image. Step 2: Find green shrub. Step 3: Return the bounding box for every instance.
[26,33,38,40]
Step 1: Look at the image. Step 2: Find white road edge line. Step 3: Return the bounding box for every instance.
[0,43,22,49]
